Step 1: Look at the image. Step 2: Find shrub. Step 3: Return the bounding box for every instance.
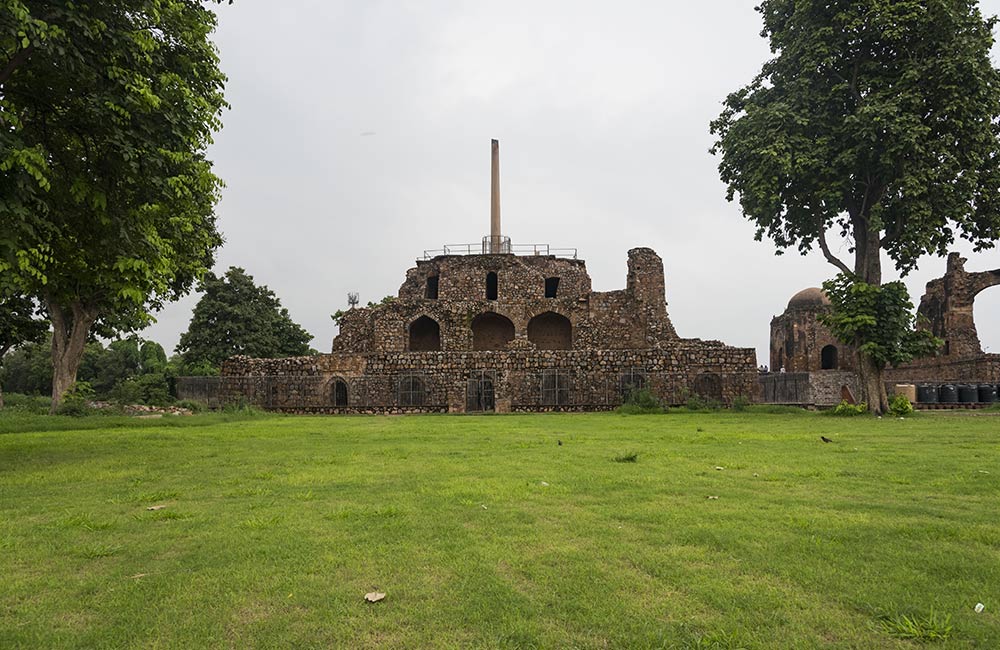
[730,395,751,411]
[616,388,664,414]
[175,399,207,413]
[686,393,722,411]
[826,400,868,416]
[1,393,52,414]
[56,382,96,417]
[888,393,915,418]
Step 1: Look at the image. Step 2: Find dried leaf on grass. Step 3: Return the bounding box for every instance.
[146,505,167,511]
[364,591,386,603]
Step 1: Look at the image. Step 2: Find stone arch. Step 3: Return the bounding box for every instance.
[527,311,572,350]
[408,315,441,351]
[692,372,723,402]
[330,378,348,406]
[471,312,514,351]
[821,345,838,370]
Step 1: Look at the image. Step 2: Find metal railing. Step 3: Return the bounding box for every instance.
[422,238,577,260]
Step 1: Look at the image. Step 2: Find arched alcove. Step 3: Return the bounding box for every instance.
[331,379,348,406]
[409,315,441,351]
[821,345,838,370]
[527,311,572,350]
[471,312,514,350]
[692,373,723,402]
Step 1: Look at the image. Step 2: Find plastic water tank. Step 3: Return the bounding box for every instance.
[938,384,958,403]
[916,384,939,404]
[978,384,998,403]
[958,384,979,403]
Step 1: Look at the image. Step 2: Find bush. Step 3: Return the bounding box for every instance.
[730,395,751,411]
[1,393,52,414]
[109,373,172,406]
[55,382,96,417]
[888,394,915,418]
[826,400,868,416]
[616,388,664,414]
[175,399,207,413]
[686,393,722,411]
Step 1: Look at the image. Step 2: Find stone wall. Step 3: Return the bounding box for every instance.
[220,342,758,414]
[758,371,858,407]
[917,253,1000,358]
[332,248,679,354]
[887,354,1000,384]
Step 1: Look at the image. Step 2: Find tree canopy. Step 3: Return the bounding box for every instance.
[177,267,314,369]
[711,0,1000,411]
[1,1,231,408]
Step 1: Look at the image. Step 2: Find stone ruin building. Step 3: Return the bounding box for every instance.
[211,141,759,413]
[762,253,1000,406]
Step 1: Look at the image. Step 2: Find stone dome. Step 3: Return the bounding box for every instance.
[787,287,830,310]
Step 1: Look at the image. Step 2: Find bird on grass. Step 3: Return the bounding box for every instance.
[821,436,834,443]
[557,440,563,446]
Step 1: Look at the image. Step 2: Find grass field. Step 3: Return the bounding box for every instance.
[1,409,998,649]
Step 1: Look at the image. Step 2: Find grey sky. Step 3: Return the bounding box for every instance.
[144,1,1000,364]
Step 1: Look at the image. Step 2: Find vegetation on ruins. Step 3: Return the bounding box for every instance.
[1,411,998,647]
[177,267,314,370]
[0,292,47,408]
[0,2,232,411]
[711,0,1000,413]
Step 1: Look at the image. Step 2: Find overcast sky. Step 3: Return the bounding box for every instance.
[143,0,1000,364]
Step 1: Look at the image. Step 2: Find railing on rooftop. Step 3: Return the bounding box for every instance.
[422,237,577,260]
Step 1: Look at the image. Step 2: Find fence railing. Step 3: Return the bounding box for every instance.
[422,240,577,260]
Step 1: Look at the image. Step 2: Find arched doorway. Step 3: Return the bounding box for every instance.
[331,379,348,406]
[471,312,514,350]
[527,312,572,350]
[821,345,838,370]
[409,316,441,351]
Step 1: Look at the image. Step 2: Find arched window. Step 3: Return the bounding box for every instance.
[331,379,348,406]
[409,315,441,351]
[398,374,426,406]
[692,373,723,401]
[545,277,560,298]
[471,312,515,350]
[425,275,439,299]
[485,272,498,300]
[821,345,838,370]
[527,311,572,350]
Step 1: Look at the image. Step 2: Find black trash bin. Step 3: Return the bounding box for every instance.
[916,384,939,404]
[979,384,998,403]
[958,384,979,403]
[939,384,958,403]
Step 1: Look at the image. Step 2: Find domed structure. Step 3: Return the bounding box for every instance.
[787,287,830,310]
[770,287,853,373]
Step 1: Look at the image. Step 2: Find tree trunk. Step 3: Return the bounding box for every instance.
[853,219,888,413]
[856,349,889,414]
[48,298,97,414]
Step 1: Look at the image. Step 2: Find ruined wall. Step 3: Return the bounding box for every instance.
[917,252,1000,358]
[332,248,679,354]
[220,343,758,414]
[887,354,1000,384]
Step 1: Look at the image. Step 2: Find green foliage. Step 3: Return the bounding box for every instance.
[0,1,232,406]
[711,0,1000,276]
[888,394,915,418]
[877,608,952,642]
[0,334,53,395]
[686,393,722,412]
[110,373,172,407]
[820,274,941,369]
[616,388,665,414]
[55,381,95,417]
[729,395,751,412]
[175,399,207,413]
[826,400,869,417]
[0,393,51,414]
[0,293,47,358]
[177,267,314,368]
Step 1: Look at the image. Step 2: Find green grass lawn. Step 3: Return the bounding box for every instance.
[1,409,998,649]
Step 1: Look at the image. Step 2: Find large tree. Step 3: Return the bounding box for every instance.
[177,267,314,369]
[711,0,1000,412]
[1,1,231,410]
[0,293,47,408]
